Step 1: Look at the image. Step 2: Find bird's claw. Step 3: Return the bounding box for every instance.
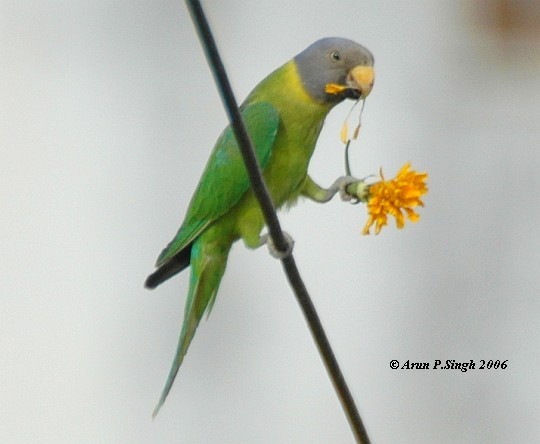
[259,231,294,259]
[336,176,360,203]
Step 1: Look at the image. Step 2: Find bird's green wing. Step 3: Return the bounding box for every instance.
[156,101,280,266]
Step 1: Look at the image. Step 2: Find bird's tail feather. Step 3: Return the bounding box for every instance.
[152,237,231,418]
[145,245,192,289]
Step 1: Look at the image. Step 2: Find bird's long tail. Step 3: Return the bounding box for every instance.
[152,235,231,418]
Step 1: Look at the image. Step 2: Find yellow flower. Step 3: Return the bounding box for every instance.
[325,83,348,94]
[362,163,428,235]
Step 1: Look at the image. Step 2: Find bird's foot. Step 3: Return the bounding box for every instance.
[345,179,371,203]
[332,176,362,203]
[259,231,295,259]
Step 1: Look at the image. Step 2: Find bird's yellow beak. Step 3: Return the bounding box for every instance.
[347,65,374,99]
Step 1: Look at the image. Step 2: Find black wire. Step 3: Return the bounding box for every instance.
[184,1,370,442]
[184,0,287,253]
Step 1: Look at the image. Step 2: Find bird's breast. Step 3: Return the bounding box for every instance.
[263,115,325,208]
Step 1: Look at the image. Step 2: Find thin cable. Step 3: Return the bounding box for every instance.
[184,1,370,442]
[185,0,288,254]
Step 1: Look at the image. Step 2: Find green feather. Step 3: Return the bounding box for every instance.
[156,102,279,266]
[149,46,359,415]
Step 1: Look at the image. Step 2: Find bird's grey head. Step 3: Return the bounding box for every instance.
[294,37,374,104]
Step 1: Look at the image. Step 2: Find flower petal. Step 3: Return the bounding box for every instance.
[362,163,428,235]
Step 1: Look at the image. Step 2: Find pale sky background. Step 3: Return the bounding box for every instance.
[2,1,539,443]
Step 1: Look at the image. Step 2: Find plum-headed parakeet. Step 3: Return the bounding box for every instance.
[146,37,374,416]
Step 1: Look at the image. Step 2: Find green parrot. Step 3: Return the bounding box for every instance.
[146,37,374,416]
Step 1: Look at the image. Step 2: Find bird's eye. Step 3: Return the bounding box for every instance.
[330,51,341,62]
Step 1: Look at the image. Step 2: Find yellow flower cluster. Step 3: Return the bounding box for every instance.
[362,163,428,235]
